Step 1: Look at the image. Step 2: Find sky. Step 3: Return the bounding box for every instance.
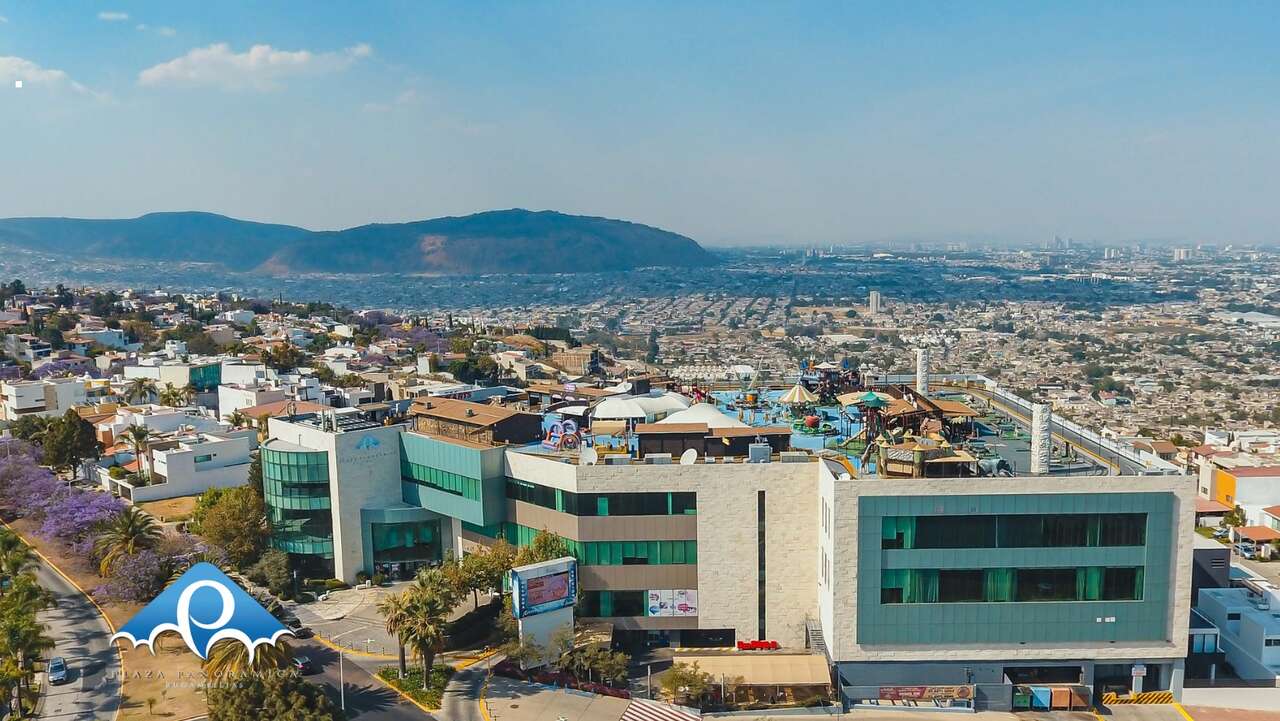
[1,2,1278,247]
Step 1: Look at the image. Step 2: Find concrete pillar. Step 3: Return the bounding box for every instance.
[1030,403,1051,475]
[915,348,930,396]
[1169,659,1185,699]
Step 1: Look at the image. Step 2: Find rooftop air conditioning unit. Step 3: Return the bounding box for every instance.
[605,456,630,466]
[748,443,772,463]
[647,453,672,465]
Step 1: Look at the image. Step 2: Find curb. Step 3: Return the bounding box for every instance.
[2,519,124,721]
[311,632,400,661]
[371,670,441,715]
[1174,703,1195,721]
[479,665,493,721]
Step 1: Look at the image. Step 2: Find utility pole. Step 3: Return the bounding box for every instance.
[339,646,346,711]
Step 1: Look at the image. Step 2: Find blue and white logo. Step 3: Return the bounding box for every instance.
[111,563,292,662]
[355,435,381,450]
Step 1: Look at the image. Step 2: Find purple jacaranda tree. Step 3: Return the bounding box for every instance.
[39,491,125,542]
[95,549,167,602]
[0,456,62,518]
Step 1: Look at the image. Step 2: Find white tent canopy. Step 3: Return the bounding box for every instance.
[657,402,749,429]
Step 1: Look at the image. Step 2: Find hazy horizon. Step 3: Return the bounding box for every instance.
[3,2,1278,247]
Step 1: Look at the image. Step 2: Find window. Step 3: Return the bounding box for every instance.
[938,570,985,602]
[1265,638,1280,647]
[1227,612,1241,621]
[1101,567,1144,601]
[506,483,696,516]
[194,454,213,463]
[1015,568,1079,602]
[402,460,480,500]
[882,513,1147,550]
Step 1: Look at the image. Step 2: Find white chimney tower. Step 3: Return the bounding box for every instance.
[915,347,930,395]
[1030,403,1051,475]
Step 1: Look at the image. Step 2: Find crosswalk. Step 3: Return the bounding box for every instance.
[621,698,702,721]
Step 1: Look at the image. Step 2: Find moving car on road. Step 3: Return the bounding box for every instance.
[291,656,315,674]
[47,656,67,685]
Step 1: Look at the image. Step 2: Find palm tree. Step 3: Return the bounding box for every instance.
[0,613,54,714]
[93,506,163,576]
[0,576,52,617]
[201,637,291,677]
[181,383,199,404]
[124,377,156,404]
[225,410,248,429]
[158,383,184,407]
[376,590,412,679]
[403,568,458,689]
[122,424,152,477]
[0,532,36,593]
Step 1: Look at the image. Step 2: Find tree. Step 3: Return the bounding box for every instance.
[514,529,571,568]
[158,383,185,407]
[0,531,36,594]
[198,486,267,568]
[189,487,227,535]
[206,668,341,721]
[122,424,153,477]
[246,549,292,599]
[661,662,712,706]
[202,637,291,677]
[264,344,304,372]
[124,377,157,404]
[0,612,55,714]
[94,506,163,576]
[377,589,413,679]
[41,409,100,477]
[247,453,263,497]
[1223,505,1247,529]
[377,567,459,690]
[225,410,249,429]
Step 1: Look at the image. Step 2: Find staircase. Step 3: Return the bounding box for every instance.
[805,617,828,656]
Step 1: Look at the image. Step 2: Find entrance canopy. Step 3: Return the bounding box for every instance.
[677,654,831,687]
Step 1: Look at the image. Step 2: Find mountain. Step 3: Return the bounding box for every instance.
[0,212,311,270]
[0,209,714,274]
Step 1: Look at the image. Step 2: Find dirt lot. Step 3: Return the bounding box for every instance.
[137,495,200,523]
[11,518,209,721]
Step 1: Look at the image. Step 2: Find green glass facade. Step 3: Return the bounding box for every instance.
[506,481,697,516]
[189,362,222,392]
[371,520,440,564]
[402,460,481,500]
[263,446,334,558]
[859,493,1174,645]
[503,523,696,566]
[580,590,647,617]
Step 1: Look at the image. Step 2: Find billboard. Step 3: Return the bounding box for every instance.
[511,556,577,619]
[646,589,698,617]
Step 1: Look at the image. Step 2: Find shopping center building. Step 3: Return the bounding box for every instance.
[261,403,1195,705]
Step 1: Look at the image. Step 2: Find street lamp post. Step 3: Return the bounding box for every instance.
[339,645,345,711]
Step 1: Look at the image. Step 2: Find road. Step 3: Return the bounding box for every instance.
[441,656,496,721]
[34,559,121,720]
[294,639,433,720]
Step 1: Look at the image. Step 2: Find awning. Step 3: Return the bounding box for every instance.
[590,420,628,436]
[675,654,831,686]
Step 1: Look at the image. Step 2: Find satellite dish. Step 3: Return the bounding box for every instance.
[679,449,698,465]
[580,447,598,466]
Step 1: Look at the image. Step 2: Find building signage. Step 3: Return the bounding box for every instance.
[879,686,973,701]
[511,557,577,619]
[646,589,698,617]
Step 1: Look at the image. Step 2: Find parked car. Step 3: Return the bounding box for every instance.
[291,656,315,674]
[1235,543,1258,559]
[286,618,312,638]
[1212,527,1229,539]
[47,656,67,685]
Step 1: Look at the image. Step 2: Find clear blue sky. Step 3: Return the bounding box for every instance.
[2,2,1277,246]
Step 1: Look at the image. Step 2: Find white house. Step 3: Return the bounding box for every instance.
[101,431,254,502]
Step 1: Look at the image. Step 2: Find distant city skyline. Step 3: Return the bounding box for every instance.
[2,2,1277,247]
